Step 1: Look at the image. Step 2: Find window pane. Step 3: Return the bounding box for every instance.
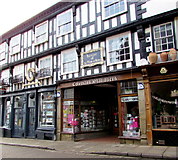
[162,44,167,50]
[168,43,173,49]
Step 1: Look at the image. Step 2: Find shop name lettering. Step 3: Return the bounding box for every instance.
[73,77,118,86]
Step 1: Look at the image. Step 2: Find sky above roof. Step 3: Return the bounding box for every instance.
[0,0,61,36]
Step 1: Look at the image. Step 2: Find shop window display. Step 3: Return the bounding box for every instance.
[121,102,140,138]
[151,81,178,130]
[38,92,55,127]
[3,97,11,128]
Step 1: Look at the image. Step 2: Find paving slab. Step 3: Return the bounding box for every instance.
[142,146,167,159]
[163,147,178,159]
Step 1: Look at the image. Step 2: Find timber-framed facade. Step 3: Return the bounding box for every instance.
[0,0,178,146]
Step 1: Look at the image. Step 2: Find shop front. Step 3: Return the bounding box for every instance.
[0,86,56,140]
[56,71,145,143]
[142,61,178,146]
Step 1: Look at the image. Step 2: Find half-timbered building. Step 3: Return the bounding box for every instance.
[0,0,178,146]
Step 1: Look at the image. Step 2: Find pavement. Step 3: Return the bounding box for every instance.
[0,137,178,159]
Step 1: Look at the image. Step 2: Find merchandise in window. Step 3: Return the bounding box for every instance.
[10,34,21,55]
[107,32,131,65]
[103,0,126,19]
[38,92,55,127]
[35,21,48,45]
[56,9,73,36]
[151,80,178,130]
[3,97,11,128]
[80,102,107,132]
[121,101,140,138]
[153,22,174,52]
[61,49,78,74]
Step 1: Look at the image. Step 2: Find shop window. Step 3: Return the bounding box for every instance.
[38,56,52,78]
[153,22,174,52]
[35,21,48,45]
[61,48,78,74]
[38,92,55,127]
[120,80,137,95]
[151,80,178,130]
[102,0,127,19]
[56,9,73,37]
[106,32,132,66]
[3,97,11,128]
[121,101,140,138]
[14,96,24,130]
[0,42,6,61]
[10,34,21,55]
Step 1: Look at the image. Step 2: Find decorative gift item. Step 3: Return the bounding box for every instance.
[160,52,168,61]
[148,52,157,64]
[168,48,177,60]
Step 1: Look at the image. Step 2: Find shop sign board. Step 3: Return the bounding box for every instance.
[121,96,138,102]
[81,48,104,68]
[72,76,118,86]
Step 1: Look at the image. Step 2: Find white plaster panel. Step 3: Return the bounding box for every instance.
[87,70,92,75]
[142,0,177,19]
[130,4,136,21]
[134,32,140,50]
[96,0,101,13]
[126,62,132,68]
[76,7,80,22]
[90,24,95,35]
[76,25,81,40]
[94,68,99,74]
[104,20,109,30]
[89,0,96,22]
[120,14,127,24]
[82,27,87,37]
[97,16,102,32]
[81,3,88,25]
[117,64,122,70]
[112,17,117,28]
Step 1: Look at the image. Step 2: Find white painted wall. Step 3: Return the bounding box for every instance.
[142,0,177,19]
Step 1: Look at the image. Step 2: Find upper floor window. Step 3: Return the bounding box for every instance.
[35,21,48,45]
[56,9,73,36]
[10,34,21,55]
[38,56,52,78]
[0,42,6,61]
[153,22,174,52]
[106,32,132,65]
[61,48,78,75]
[103,0,127,19]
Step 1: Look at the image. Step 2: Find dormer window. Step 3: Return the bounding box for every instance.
[103,0,127,19]
[56,9,73,36]
[0,42,6,61]
[35,21,48,45]
[10,34,21,55]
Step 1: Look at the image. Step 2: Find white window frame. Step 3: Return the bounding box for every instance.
[153,22,174,52]
[10,34,21,55]
[106,31,132,66]
[56,9,73,37]
[0,42,6,61]
[35,21,48,45]
[61,48,79,75]
[38,55,52,70]
[1,69,10,83]
[102,0,127,20]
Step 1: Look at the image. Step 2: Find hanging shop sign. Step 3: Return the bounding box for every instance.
[81,48,104,68]
[25,68,36,82]
[121,96,138,102]
[137,82,144,90]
